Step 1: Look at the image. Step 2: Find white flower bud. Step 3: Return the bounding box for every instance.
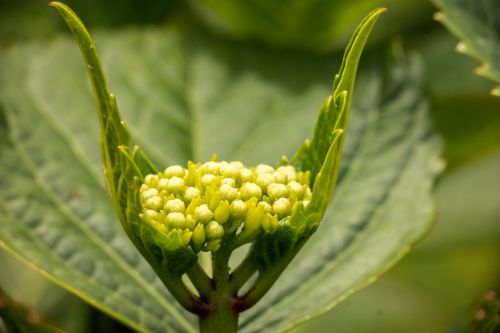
[145,196,163,210]
[142,209,161,222]
[157,178,169,191]
[221,178,236,186]
[273,171,287,184]
[267,183,289,201]
[201,174,217,187]
[220,184,238,201]
[165,212,186,229]
[276,165,297,182]
[167,177,185,194]
[240,182,262,201]
[287,181,304,199]
[256,173,275,189]
[256,164,274,174]
[230,200,247,218]
[184,187,201,202]
[202,161,220,174]
[141,188,159,200]
[194,204,213,224]
[164,165,185,178]
[272,198,291,217]
[206,221,224,240]
[164,198,185,213]
[239,168,254,182]
[223,164,240,178]
[257,201,272,213]
[144,174,158,187]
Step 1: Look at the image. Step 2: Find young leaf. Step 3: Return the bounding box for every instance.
[433,0,500,96]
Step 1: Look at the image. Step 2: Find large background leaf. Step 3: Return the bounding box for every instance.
[434,0,500,95]
[0,21,440,333]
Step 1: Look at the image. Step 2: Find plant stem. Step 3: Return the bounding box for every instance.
[199,240,239,333]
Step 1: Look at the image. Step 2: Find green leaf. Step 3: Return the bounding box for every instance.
[238,55,443,333]
[433,0,500,96]
[0,19,441,333]
[0,287,65,333]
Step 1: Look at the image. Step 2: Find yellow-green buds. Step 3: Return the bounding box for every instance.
[139,160,312,252]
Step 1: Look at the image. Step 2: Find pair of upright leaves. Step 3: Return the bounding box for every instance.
[0,6,441,333]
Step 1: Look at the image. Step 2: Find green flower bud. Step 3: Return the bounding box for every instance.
[206,221,224,240]
[165,212,186,229]
[181,230,193,246]
[214,200,230,224]
[194,204,213,224]
[206,239,221,252]
[221,178,236,186]
[164,198,185,213]
[192,224,206,246]
[223,164,240,178]
[267,183,289,201]
[167,177,185,194]
[272,198,291,217]
[230,200,247,218]
[240,182,262,201]
[164,165,185,178]
[185,214,197,230]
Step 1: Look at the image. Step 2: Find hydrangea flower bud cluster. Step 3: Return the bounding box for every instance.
[139,161,312,252]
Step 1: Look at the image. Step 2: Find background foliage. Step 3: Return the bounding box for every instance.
[0,0,498,332]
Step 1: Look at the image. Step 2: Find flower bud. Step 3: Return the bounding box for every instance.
[206,239,221,252]
[141,188,159,200]
[167,177,185,194]
[194,204,213,224]
[230,200,247,218]
[201,174,217,187]
[272,198,291,217]
[214,200,230,224]
[181,230,192,246]
[165,212,186,229]
[256,164,274,174]
[267,183,289,201]
[184,187,201,202]
[164,198,185,213]
[206,221,224,240]
[257,201,272,213]
[240,182,262,201]
[239,168,254,182]
[145,196,163,210]
[164,165,185,178]
[220,184,238,201]
[192,224,206,246]
[287,181,304,199]
[144,174,158,187]
[201,161,219,174]
[185,214,197,230]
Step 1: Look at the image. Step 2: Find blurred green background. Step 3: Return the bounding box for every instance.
[0,0,498,332]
